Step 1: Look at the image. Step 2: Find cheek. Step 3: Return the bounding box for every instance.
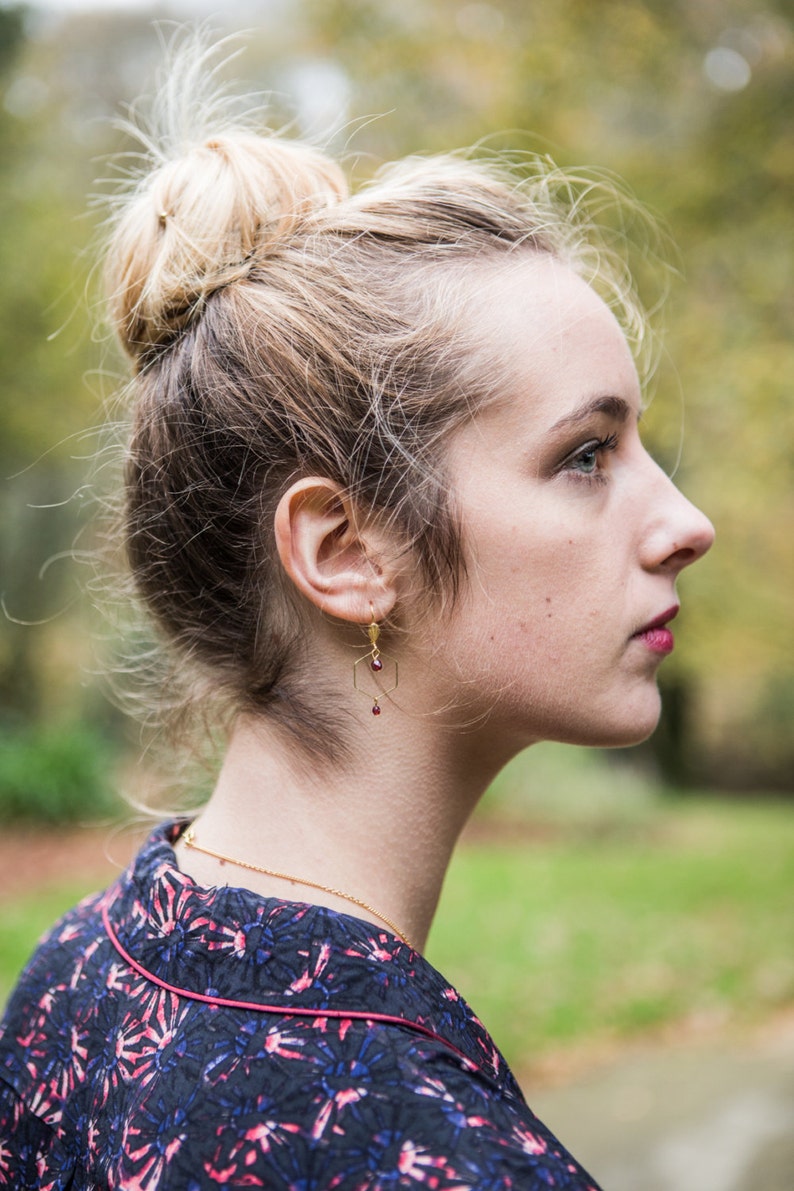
[483,529,630,686]
[456,536,596,681]
[477,521,600,620]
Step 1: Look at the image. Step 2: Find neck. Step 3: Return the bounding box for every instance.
[175,708,512,953]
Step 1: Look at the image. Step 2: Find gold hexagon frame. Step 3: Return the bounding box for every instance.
[354,650,399,705]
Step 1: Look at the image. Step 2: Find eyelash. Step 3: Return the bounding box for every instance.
[561,433,619,484]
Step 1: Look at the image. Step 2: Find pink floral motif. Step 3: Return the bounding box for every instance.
[512,1125,549,1156]
[311,1086,366,1139]
[263,1026,305,1061]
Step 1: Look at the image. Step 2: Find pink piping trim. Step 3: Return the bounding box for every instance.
[101,904,476,1071]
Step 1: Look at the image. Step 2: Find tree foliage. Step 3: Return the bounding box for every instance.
[0,0,790,785]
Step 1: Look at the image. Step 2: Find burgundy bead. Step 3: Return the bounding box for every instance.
[372,703,381,716]
[370,657,384,672]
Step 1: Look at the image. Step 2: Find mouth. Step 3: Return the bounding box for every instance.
[632,605,679,655]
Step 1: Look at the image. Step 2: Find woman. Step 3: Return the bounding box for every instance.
[0,40,713,1190]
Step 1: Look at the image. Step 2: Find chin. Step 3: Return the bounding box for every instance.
[557,693,663,750]
[597,720,661,749]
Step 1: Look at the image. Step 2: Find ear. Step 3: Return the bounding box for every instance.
[273,477,397,624]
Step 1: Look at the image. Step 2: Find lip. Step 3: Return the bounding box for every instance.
[632,605,679,655]
[636,605,680,634]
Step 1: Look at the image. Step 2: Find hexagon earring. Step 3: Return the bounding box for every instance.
[353,607,398,716]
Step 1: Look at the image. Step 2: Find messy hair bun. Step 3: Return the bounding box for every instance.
[106,129,347,363]
[102,32,656,757]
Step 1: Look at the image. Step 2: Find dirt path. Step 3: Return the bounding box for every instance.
[0,821,148,903]
[526,1012,794,1191]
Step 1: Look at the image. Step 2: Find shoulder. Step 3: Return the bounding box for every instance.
[338,1021,601,1189]
[192,1012,601,1189]
[114,1008,600,1190]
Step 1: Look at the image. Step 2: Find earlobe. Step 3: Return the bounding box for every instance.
[273,477,396,624]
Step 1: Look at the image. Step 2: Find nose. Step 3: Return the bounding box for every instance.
[640,463,715,575]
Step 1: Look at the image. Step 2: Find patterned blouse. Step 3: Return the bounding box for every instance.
[0,822,602,1189]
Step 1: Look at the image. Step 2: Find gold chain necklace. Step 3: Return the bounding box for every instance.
[181,824,416,951]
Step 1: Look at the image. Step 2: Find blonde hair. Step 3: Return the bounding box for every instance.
[102,34,660,756]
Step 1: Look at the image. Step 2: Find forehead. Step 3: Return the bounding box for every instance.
[461,253,641,422]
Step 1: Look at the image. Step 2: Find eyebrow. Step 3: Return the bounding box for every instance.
[548,395,634,433]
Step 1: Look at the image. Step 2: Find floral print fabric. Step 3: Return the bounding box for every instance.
[0,822,602,1189]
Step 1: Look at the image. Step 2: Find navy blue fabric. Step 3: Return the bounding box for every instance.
[0,822,602,1189]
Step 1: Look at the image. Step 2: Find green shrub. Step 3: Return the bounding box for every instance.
[0,722,121,825]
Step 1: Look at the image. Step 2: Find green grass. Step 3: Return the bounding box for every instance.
[2,744,793,1076]
[427,795,794,1071]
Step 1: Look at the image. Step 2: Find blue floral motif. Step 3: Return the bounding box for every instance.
[0,823,602,1189]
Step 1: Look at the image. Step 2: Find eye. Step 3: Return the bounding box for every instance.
[574,445,599,474]
[561,433,619,482]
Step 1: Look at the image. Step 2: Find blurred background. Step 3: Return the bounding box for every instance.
[0,1,792,1187]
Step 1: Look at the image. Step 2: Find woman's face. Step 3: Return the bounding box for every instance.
[436,255,714,751]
